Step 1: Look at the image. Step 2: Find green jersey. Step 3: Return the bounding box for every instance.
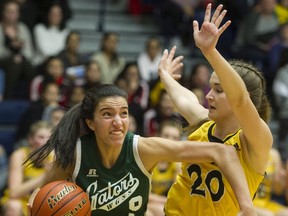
[72,132,151,216]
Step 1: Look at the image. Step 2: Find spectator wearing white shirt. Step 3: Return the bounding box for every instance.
[137,36,162,86]
[33,3,70,66]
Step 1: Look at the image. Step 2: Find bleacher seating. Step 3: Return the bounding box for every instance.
[0,100,30,155]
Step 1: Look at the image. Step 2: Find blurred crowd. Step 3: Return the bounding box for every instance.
[0,0,288,215]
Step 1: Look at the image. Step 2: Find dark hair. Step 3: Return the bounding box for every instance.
[65,31,81,46]
[43,3,66,30]
[145,36,161,50]
[100,32,119,63]
[116,61,142,81]
[0,0,20,22]
[25,84,128,169]
[185,62,211,90]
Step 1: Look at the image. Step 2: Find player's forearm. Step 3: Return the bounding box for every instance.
[214,145,255,212]
[160,70,208,124]
[203,48,248,104]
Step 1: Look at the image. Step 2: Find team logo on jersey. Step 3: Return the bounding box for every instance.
[86,172,139,211]
[87,169,99,177]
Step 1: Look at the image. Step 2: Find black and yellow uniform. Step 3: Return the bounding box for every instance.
[72,132,151,216]
[151,162,179,196]
[1,146,53,216]
[165,121,264,216]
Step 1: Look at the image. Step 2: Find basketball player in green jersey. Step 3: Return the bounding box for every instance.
[158,4,273,216]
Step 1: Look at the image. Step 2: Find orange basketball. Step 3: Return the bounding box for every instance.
[31,181,91,216]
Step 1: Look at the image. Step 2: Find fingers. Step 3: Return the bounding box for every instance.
[214,9,227,27]
[193,20,199,33]
[203,3,230,29]
[204,3,212,23]
[218,20,231,35]
[168,46,177,62]
[211,4,223,24]
[161,49,169,60]
[171,56,183,68]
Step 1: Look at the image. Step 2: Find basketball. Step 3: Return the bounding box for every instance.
[31,181,91,216]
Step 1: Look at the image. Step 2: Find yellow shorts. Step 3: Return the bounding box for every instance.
[253,198,286,213]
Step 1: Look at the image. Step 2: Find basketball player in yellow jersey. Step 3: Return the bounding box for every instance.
[254,148,288,215]
[158,3,273,216]
[0,121,54,216]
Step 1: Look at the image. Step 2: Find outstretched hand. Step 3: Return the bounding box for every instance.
[193,3,231,54]
[158,46,183,80]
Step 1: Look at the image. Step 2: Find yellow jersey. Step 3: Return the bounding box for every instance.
[151,162,179,196]
[165,121,264,216]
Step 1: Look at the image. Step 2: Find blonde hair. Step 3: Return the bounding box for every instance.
[28,120,52,137]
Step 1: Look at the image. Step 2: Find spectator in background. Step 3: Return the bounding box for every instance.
[82,60,102,91]
[144,89,184,137]
[57,31,86,71]
[90,32,125,84]
[265,22,288,111]
[33,0,71,27]
[233,0,280,69]
[0,0,34,60]
[275,0,288,24]
[47,106,65,128]
[0,0,35,99]
[0,121,53,216]
[253,148,288,216]
[272,48,288,162]
[146,120,182,216]
[16,82,60,143]
[184,62,211,108]
[33,2,70,66]
[153,0,204,47]
[66,85,85,108]
[29,56,73,106]
[137,36,162,87]
[115,62,150,111]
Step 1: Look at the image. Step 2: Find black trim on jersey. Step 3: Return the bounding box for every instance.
[207,123,240,143]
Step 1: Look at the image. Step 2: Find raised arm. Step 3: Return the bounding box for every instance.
[193,3,272,174]
[139,137,256,215]
[158,47,208,125]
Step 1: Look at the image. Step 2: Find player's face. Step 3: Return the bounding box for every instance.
[88,96,129,148]
[206,72,233,121]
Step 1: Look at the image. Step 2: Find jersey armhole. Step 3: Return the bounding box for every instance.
[71,139,81,182]
[132,135,152,179]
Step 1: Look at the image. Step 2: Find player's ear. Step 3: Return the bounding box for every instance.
[85,119,94,131]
